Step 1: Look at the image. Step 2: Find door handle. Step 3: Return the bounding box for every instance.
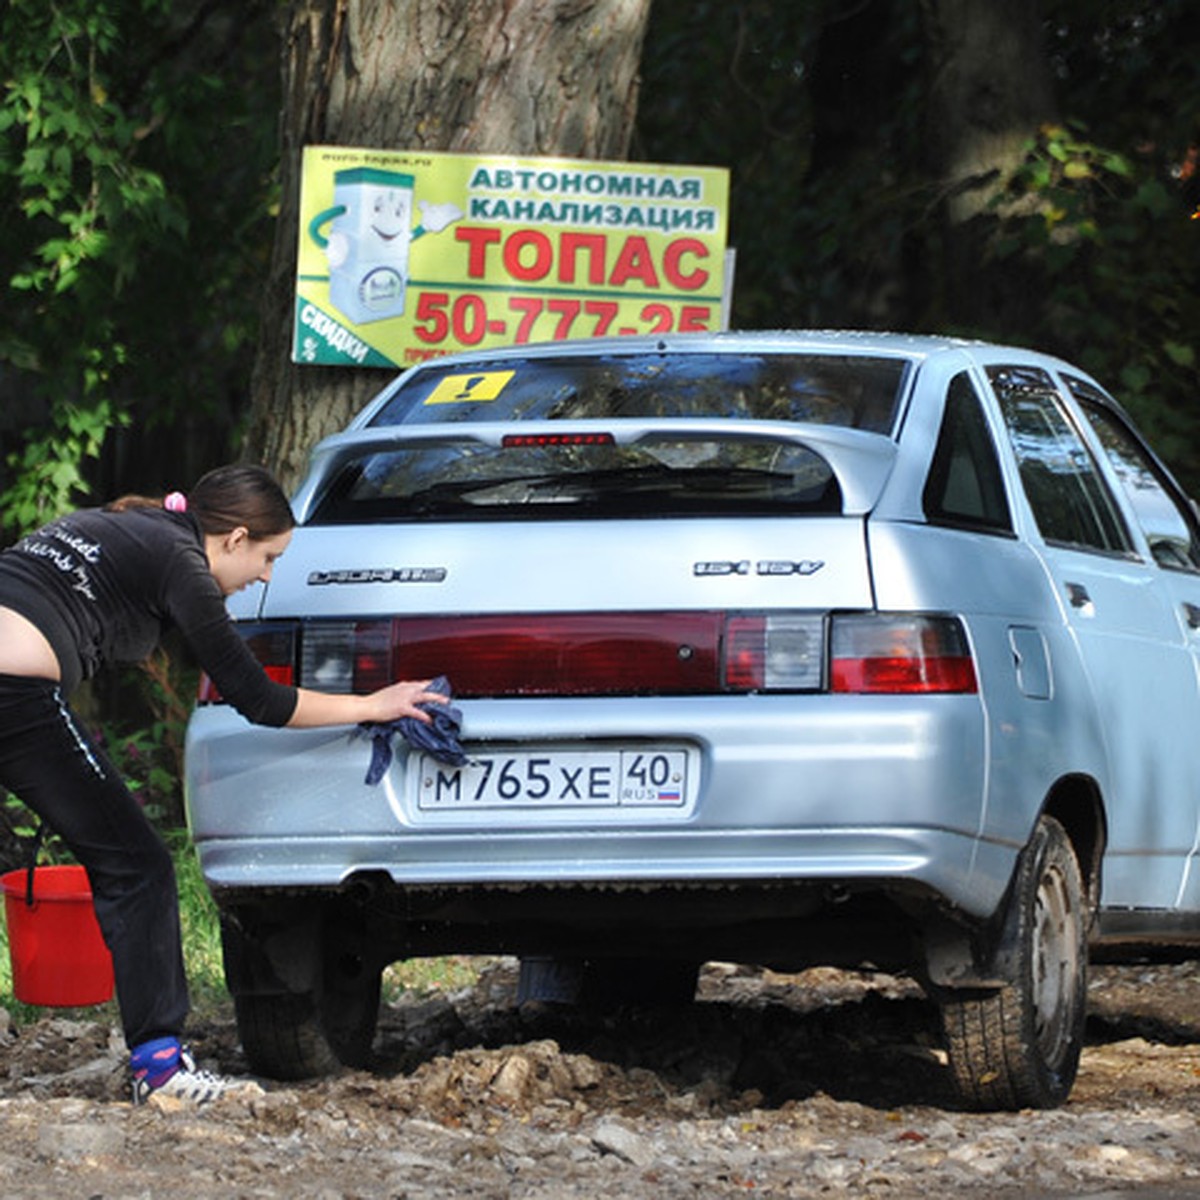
[1065,582,1092,609]
[1183,602,1200,629]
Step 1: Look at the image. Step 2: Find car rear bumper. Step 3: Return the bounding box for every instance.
[184,693,1014,920]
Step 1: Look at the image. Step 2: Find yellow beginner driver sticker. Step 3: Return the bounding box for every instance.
[423,370,516,405]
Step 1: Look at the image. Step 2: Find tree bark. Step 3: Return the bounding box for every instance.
[246,0,652,490]
[919,0,1059,329]
[921,0,1058,223]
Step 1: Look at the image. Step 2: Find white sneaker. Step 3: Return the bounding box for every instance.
[132,1048,258,1106]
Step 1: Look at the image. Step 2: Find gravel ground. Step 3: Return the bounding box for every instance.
[2,958,1199,1199]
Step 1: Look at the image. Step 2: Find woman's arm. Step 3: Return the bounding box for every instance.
[286,679,445,729]
[167,545,446,731]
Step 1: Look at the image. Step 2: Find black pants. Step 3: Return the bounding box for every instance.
[0,674,189,1049]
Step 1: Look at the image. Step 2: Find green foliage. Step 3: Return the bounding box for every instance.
[636,0,822,327]
[382,956,488,1003]
[982,120,1200,482]
[2,397,131,534]
[102,648,199,828]
[0,1,162,527]
[0,0,279,539]
[638,0,1200,489]
[169,827,228,1013]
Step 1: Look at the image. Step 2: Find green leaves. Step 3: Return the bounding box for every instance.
[983,110,1200,484]
[2,398,131,532]
[0,0,278,539]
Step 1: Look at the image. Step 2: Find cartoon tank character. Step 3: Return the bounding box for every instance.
[309,167,462,325]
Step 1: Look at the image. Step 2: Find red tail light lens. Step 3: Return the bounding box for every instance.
[391,613,722,696]
[197,623,297,704]
[830,614,977,694]
[196,611,976,704]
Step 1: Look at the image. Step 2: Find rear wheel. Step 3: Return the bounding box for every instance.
[234,991,339,1081]
[224,905,383,1081]
[940,815,1088,1110]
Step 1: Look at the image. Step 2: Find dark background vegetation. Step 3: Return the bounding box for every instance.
[2,0,1197,525]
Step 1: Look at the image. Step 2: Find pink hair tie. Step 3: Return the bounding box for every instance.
[164,491,188,513]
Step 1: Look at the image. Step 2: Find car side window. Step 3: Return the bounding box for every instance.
[923,371,1013,534]
[989,365,1133,555]
[1065,375,1200,572]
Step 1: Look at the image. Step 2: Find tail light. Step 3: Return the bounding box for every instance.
[196,623,297,704]
[198,611,976,702]
[829,614,977,694]
[329,613,723,696]
[723,615,824,690]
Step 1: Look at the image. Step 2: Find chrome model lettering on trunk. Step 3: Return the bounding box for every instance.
[756,560,825,576]
[693,561,750,576]
[307,567,447,585]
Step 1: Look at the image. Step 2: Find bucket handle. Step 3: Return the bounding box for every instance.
[24,822,46,908]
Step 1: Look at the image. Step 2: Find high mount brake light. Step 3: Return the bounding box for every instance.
[501,433,615,447]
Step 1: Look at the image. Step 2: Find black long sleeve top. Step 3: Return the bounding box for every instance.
[0,506,297,726]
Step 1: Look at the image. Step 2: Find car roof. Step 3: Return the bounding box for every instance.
[411,328,986,363]
[367,328,1083,390]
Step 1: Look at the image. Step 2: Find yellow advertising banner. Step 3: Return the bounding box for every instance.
[294,146,730,369]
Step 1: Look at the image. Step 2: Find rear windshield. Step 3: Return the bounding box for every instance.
[310,351,908,524]
[368,351,907,431]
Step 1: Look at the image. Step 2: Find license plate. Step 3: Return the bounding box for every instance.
[415,748,689,810]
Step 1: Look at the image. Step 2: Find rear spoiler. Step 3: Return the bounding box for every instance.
[290,418,899,523]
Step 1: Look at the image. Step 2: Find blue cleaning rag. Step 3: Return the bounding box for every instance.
[355,675,466,785]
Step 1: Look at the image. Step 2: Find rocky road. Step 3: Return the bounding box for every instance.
[2,959,1199,1198]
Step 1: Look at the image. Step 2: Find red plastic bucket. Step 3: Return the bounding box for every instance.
[1,865,115,1006]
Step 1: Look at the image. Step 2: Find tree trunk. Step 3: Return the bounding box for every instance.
[920,0,1058,329]
[921,0,1057,223]
[246,0,652,490]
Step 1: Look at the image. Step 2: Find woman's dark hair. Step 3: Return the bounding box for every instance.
[105,464,294,539]
[189,465,295,540]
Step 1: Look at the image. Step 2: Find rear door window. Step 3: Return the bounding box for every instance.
[309,435,844,523]
[989,365,1133,556]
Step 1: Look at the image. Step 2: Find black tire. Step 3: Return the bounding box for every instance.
[318,942,383,1069]
[234,991,340,1081]
[940,815,1088,1111]
[226,908,383,1081]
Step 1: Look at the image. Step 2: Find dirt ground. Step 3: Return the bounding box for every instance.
[2,958,1200,1199]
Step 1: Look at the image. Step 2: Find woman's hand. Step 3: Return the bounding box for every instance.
[287,679,449,728]
[360,679,449,725]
